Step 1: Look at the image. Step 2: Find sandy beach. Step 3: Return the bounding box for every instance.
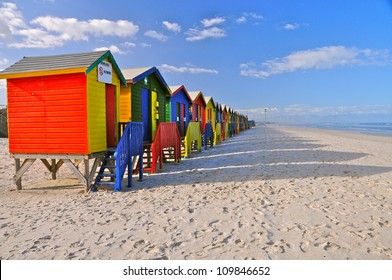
[0,124,391,260]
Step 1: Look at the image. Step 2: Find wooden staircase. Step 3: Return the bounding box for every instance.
[92,149,117,191]
[142,142,154,173]
[92,122,144,192]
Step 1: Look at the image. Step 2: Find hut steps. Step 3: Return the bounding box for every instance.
[92,149,117,191]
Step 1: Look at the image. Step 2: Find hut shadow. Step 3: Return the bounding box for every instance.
[123,126,392,191]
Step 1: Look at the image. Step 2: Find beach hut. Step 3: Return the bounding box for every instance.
[169,85,192,138]
[204,96,216,148]
[188,91,206,133]
[221,104,228,140]
[227,106,233,137]
[0,50,130,191]
[120,67,172,142]
[121,67,181,173]
[214,102,222,144]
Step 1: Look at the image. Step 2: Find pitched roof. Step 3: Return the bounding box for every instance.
[0,50,127,85]
[188,91,206,106]
[121,67,152,82]
[169,85,192,102]
[122,66,171,95]
[204,96,215,106]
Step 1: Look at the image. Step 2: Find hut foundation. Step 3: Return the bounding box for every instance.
[12,153,104,192]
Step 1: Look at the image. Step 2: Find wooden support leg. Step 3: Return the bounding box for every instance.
[15,159,22,190]
[51,159,56,180]
[84,159,89,193]
[64,159,87,188]
[14,159,36,191]
[88,158,101,187]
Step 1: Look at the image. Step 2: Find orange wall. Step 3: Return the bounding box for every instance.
[7,73,89,154]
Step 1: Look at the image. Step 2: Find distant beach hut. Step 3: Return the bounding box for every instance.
[204,96,216,148]
[214,102,222,144]
[169,85,192,138]
[227,106,234,137]
[0,50,130,191]
[221,104,228,140]
[120,67,172,142]
[188,91,206,133]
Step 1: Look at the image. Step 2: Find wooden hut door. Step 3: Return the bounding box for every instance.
[105,84,116,148]
[176,102,181,136]
[181,104,186,137]
[142,88,150,141]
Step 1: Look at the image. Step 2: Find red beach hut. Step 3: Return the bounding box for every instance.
[0,50,128,191]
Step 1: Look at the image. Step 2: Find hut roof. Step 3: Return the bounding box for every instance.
[188,91,206,106]
[204,96,215,107]
[169,85,192,102]
[122,66,171,95]
[0,50,127,85]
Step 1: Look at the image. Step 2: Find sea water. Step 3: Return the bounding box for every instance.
[297,122,392,136]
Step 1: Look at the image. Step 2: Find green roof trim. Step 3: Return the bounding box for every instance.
[85,51,127,86]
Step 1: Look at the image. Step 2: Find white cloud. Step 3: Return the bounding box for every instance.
[236,12,264,24]
[144,30,168,42]
[239,104,392,122]
[0,58,9,65]
[282,23,299,30]
[93,45,125,54]
[139,42,152,48]
[241,46,391,78]
[162,21,181,32]
[0,3,26,31]
[124,42,136,47]
[201,17,226,27]
[185,26,227,42]
[236,16,247,24]
[160,64,218,74]
[0,3,139,48]
[32,17,139,39]
[11,28,67,48]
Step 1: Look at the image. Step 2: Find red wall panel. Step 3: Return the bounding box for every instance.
[7,73,89,154]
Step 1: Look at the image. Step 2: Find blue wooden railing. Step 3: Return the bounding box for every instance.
[113,122,143,191]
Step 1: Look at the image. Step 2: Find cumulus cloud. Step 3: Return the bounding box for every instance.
[236,12,264,24]
[162,21,181,32]
[239,104,392,122]
[144,30,168,42]
[93,45,125,54]
[185,16,228,42]
[185,26,227,42]
[0,2,139,48]
[240,46,391,78]
[201,17,226,27]
[282,23,300,30]
[160,64,219,74]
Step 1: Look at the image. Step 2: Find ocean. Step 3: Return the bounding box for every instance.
[294,122,392,136]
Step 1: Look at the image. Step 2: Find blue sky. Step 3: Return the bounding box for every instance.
[1,0,392,122]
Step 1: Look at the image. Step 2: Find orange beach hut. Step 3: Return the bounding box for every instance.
[0,50,127,191]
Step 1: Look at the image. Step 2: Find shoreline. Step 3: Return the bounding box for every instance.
[0,124,391,260]
[274,123,392,138]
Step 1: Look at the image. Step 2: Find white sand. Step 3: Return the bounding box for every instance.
[0,125,391,260]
